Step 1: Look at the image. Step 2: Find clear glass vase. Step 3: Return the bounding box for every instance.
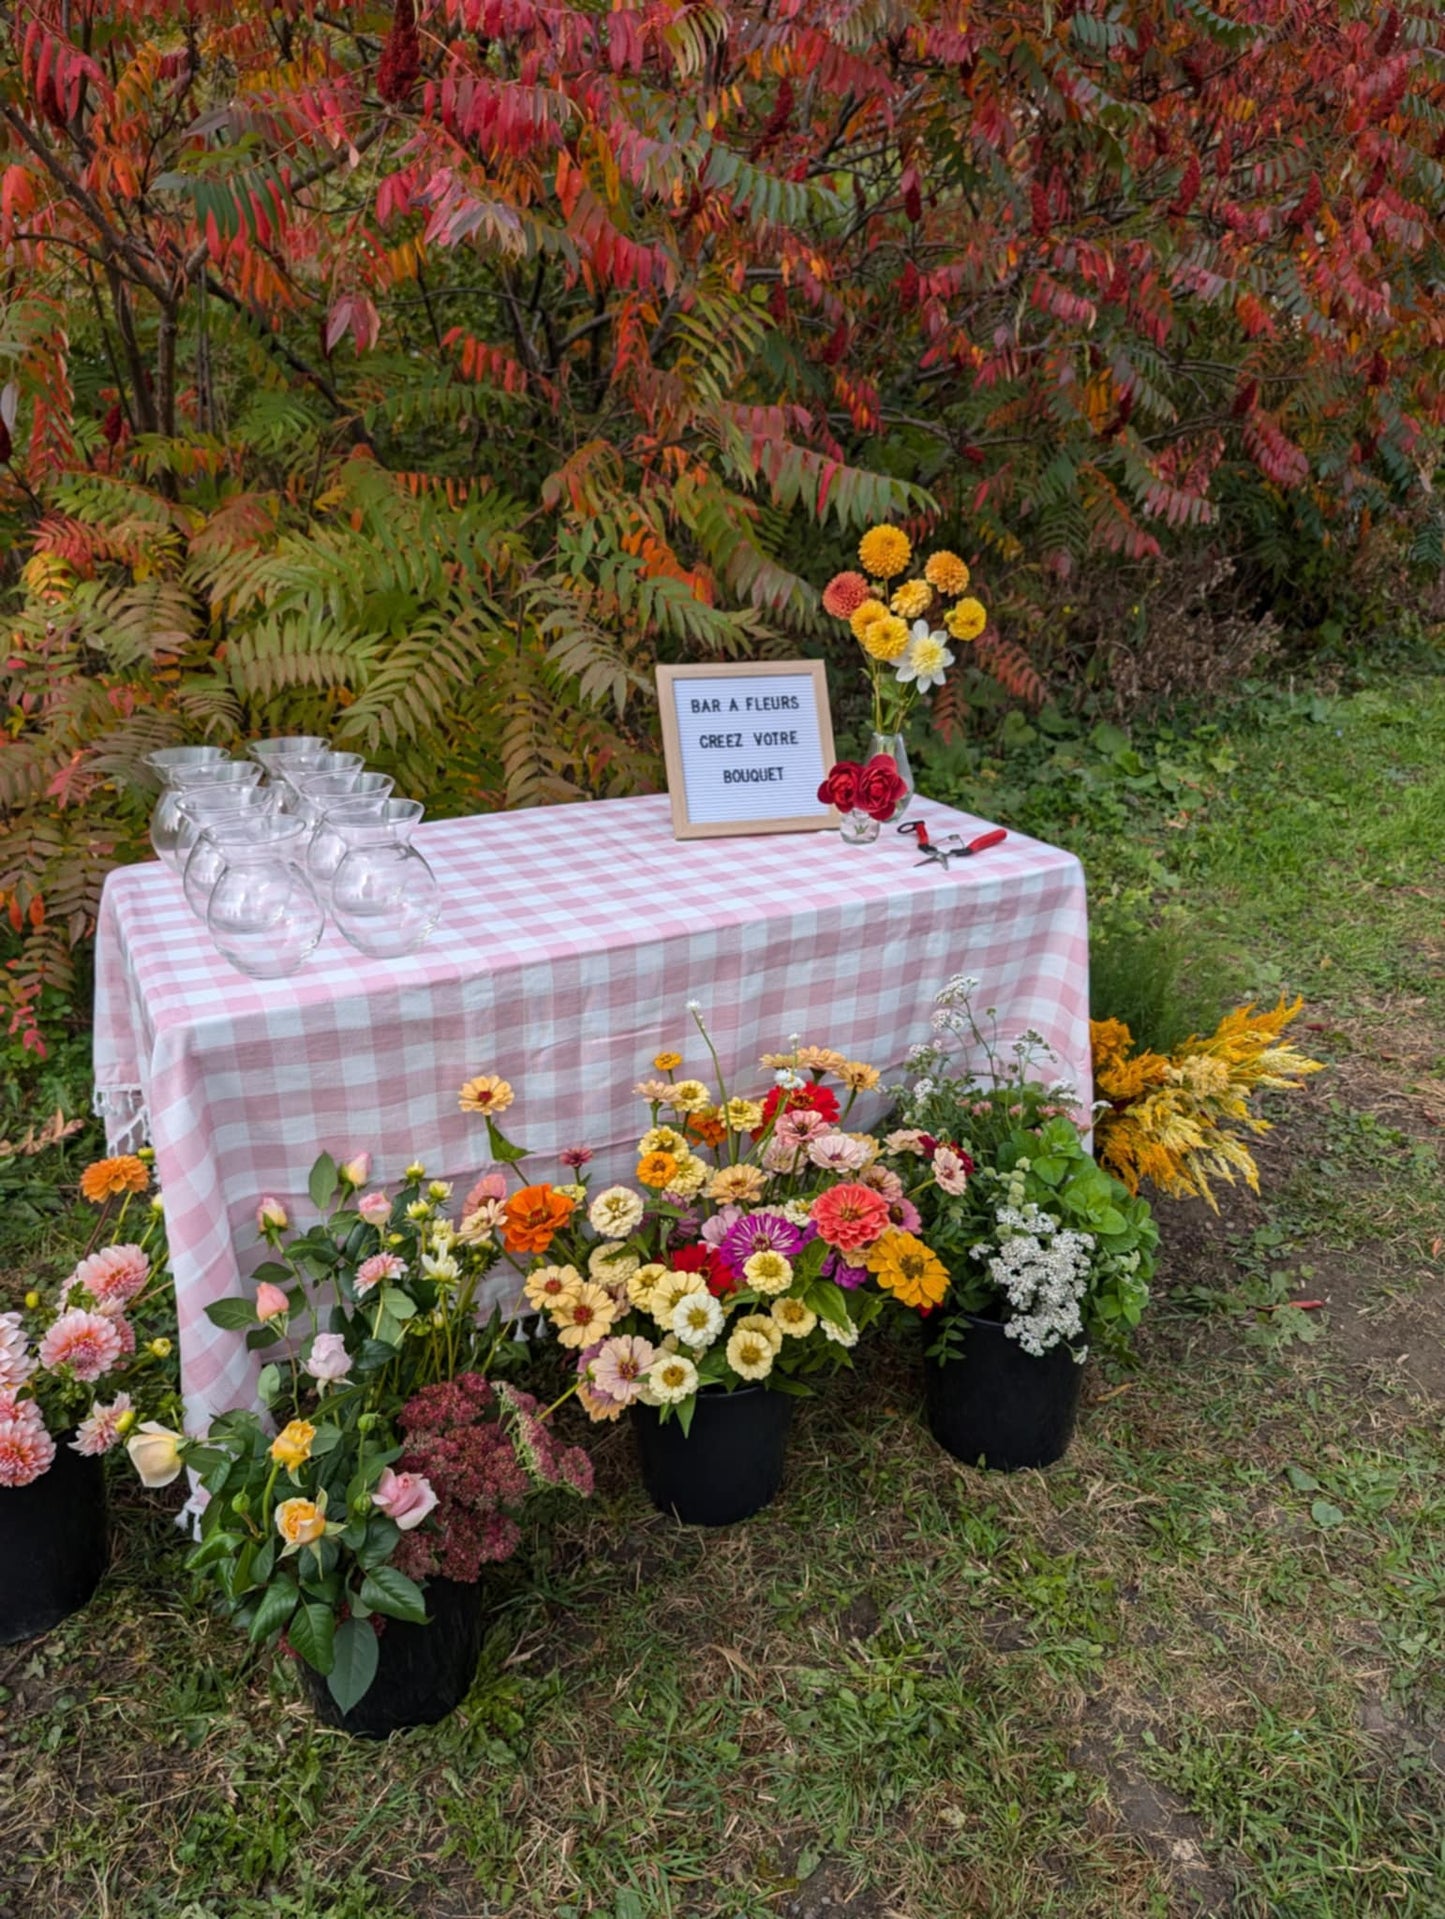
[839,809,882,845]
[291,769,393,829]
[868,731,916,815]
[173,785,282,878]
[205,819,326,978]
[148,759,262,869]
[329,803,440,959]
[307,795,422,907]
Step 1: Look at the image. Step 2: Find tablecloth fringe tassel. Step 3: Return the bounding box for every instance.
[93,1084,151,1154]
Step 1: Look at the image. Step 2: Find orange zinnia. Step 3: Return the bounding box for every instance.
[80,1155,150,1204]
[500,1183,575,1255]
[635,1151,679,1190]
[687,1112,727,1150]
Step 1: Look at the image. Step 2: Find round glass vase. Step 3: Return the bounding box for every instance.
[148,759,262,869]
[173,785,282,878]
[868,731,916,812]
[839,809,883,846]
[205,818,326,978]
[329,804,440,960]
[307,795,422,909]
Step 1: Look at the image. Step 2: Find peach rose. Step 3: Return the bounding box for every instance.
[126,1421,185,1488]
[275,1492,328,1551]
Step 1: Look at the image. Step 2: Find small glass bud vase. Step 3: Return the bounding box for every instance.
[839,809,882,846]
[868,731,916,812]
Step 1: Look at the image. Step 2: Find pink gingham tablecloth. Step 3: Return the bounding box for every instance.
[93,794,1090,1427]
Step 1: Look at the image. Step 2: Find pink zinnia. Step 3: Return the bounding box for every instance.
[807,1133,871,1173]
[810,1182,892,1255]
[822,570,872,619]
[888,1196,923,1234]
[355,1252,406,1295]
[589,1334,658,1408]
[462,1171,507,1214]
[559,1146,594,1169]
[38,1309,124,1383]
[858,1162,905,1205]
[775,1108,834,1149]
[0,1311,35,1390]
[65,1244,150,1311]
[71,1393,133,1457]
[0,1400,55,1486]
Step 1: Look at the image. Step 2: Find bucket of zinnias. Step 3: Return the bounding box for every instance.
[1,1153,178,1642]
[884,976,1158,1470]
[459,1010,950,1525]
[151,1154,593,1735]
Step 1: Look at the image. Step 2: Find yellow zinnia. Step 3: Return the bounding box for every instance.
[867,1232,950,1310]
[945,597,988,644]
[723,1097,764,1131]
[665,1079,712,1115]
[849,597,889,640]
[726,1327,776,1381]
[458,1074,514,1115]
[925,550,970,596]
[838,1060,880,1092]
[653,1051,682,1072]
[861,614,910,662]
[890,578,933,620]
[858,524,913,580]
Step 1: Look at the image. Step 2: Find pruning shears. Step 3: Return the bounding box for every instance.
[896,820,1008,870]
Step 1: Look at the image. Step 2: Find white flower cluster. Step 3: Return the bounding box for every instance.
[971,1201,1095,1360]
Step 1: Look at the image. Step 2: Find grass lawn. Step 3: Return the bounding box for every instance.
[2,667,1443,1919]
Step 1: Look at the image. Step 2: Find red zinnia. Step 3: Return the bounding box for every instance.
[756,1082,840,1135]
[671,1244,736,1298]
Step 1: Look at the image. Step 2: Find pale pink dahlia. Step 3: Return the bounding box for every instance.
[61,1243,150,1310]
[0,1311,35,1390]
[37,1309,124,1383]
[0,1401,55,1486]
[71,1393,134,1457]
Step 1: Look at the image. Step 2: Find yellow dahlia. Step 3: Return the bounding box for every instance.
[849,597,890,641]
[925,550,971,596]
[858,524,913,580]
[890,578,933,620]
[945,597,988,643]
[861,614,911,662]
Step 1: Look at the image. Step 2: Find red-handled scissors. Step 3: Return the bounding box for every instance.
[896,821,1008,869]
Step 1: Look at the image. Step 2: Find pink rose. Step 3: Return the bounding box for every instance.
[371,1467,438,1532]
[257,1197,289,1233]
[357,1192,391,1227]
[304,1332,352,1386]
[338,1153,372,1188]
[255,1282,290,1323]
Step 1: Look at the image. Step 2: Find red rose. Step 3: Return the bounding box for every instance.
[818,760,863,811]
[858,754,907,822]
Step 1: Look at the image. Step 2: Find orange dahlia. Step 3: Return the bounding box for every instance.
[80,1156,150,1204]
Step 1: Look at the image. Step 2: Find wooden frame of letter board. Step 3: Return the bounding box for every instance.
[656,660,838,841]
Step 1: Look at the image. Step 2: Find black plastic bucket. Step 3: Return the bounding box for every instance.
[0,1439,108,1644]
[633,1384,793,1525]
[924,1315,1084,1471]
[300,1577,484,1738]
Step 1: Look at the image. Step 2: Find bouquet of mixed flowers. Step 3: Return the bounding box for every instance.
[884,977,1158,1365]
[822,524,990,737]
[134,1151,591,1715]
[461,1009,949,1430]
[0,1153,178,1488]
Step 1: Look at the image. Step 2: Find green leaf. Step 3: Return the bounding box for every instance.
[485,1115,529,1164]
[248,1575,299,1644]
[1310,1499,1345,1529]
[309,1152,339,1211]
[1286,1465,1321,1493]
[205,1297,259,1331]
[806,1281,851,1330]
[359,1566,430,1625]
[328,1617,380,1715]
[186,1530,244,1573]
[675,1394,696,1438]
[378,1285,417,1321]
[256,1363,282,1406]
[287,1600,336,1675]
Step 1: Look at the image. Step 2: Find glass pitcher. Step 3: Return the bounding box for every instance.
[329,801,439,959]
[205,818,326,978]
[149,759,262,869]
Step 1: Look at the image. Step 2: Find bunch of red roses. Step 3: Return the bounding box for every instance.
[817,753,908,822]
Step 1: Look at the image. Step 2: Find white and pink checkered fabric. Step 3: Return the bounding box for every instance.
[93,794,1090,1427]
